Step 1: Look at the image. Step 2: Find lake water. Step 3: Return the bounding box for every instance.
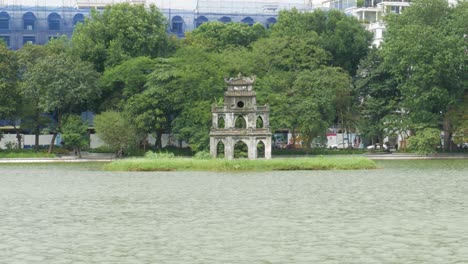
[0,160,467,264]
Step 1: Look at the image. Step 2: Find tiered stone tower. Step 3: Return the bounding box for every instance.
[210,74,272,159]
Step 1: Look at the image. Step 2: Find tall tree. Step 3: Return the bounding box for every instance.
[71,3,172,72]
[355,48,400,149]
[0,42,22,147]
[382,0,467,151]
[291,67,352,148]
[20,52,100,153]
[271,8,372,75]
[16,44,54,150]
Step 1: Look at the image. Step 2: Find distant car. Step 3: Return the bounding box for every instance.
[329,143,352,150]
[367,144,389,150]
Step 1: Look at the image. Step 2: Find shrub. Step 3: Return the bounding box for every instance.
[194,151,212,160]
[409,128,440,155]
[144,151,175,159]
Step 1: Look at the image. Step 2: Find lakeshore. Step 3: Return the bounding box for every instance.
[0,152,467,164]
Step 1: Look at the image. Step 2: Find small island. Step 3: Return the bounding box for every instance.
[103,156,377,172]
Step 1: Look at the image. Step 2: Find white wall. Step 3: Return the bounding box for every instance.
[0,134,56,149]
[1,133,188,150]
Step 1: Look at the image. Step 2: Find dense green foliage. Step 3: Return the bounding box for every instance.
[381,0,467,151]
[71,3,173,72]
[61,115,89,158]
[2,1,466,156]
[93,111,139,152]
[104,156,377,171]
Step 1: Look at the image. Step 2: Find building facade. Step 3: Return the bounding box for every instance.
[1,0,314,49]
[0,5,88,49]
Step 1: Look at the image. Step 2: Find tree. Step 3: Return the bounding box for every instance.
[187,21,267,51]
[382,0,467,151]
[138,46,227,151]
[271,8,372,75]
[17,44,56,150]
[247,33,331,145]
[0,42,22,148]
[124,58,187,149]
[99,56,158,110]
[291,67,352,148]
[355,48,400,149]
[71,3,173,72]
[61,115,89,158]
[20,52,100,153]
[93,111,139,154]
[408,127,441,155]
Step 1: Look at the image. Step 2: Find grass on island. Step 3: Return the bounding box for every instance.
[104,156,377,172]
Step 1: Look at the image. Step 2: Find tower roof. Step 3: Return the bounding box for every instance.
[224,73,255,86]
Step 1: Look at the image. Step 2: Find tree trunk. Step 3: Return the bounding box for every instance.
[15,128,22,149]
[442,115,451,152]
[77,147,82,159]
[291,128,296,147]
[48,133,57,154]
[34,128,40,151]
[155,130,163,150]
[34,109,41,151]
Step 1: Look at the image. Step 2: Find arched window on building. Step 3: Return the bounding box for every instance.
[171,16,184,34]
[73,13,85,26]
[23,12,36,30]
[0,12,10,30]
[265,17,276,29]
[218,16,231,23]
[48,13,61,30]
[241,17,254,26]
[195,16,208,28]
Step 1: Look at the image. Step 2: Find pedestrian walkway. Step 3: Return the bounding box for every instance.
[0,152,113,163]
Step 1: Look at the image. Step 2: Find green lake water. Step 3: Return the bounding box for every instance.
[0,160,467,263]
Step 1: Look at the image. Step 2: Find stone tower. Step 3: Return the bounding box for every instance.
[210,74,272,159]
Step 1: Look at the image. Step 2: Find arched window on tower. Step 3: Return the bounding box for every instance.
[23,12,36,30]
[257,141,265,158]
[256,116,264,128]
[0,12,10,30]
[235,116,246,129]
[73,13,85,26]
[218,116,225,129]
[195,16,208,28]
[234,140,248,159]
[216,141,225,158]
[241,17,254,26]
[265,17,276,29]
[171,16,184,35]
[218,16,231,23]
[48,13,61,30]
